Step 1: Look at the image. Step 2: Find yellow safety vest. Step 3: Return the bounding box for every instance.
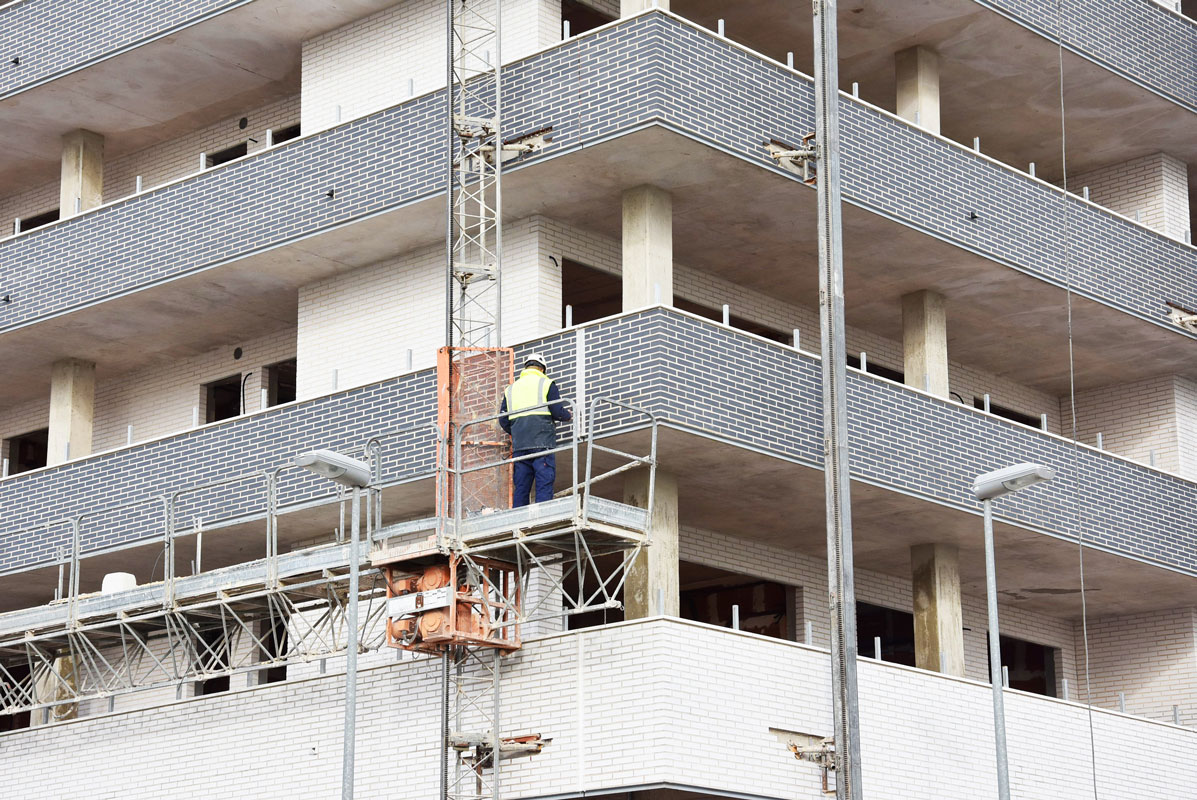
[505,369,551,419]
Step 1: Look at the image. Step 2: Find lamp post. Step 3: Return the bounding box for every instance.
[295,449,372,800]
[971,463,1055,800]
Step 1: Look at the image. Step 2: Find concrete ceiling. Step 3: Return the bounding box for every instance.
[3,126,1193,408]
[0,0,400,188]
[675,0,1197,189]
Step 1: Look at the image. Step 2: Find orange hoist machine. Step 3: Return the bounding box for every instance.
[379,346,521,655]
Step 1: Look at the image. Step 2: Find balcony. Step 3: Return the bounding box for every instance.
[3,310,1196,626]
[1,617,1192,798]
[2,13,1194,419]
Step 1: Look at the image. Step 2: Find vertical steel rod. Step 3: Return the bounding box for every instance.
[983,498,1011,800]
[342,486,361,800]
[814,0,863,796]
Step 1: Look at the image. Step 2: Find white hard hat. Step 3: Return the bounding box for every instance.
[524,353,547,369]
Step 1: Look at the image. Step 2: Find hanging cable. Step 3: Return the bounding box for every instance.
[1053,3,1100,797]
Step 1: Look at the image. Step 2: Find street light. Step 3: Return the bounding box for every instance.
[296,449,371,800]
[971,463,1055,800]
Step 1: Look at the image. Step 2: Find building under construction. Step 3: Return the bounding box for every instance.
[1,0,1196,797]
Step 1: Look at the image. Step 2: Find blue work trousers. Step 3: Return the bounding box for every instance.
[513,449,556,507]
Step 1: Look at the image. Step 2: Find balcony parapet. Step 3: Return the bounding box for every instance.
[2,13,1193,348]
[2,309,1195,585]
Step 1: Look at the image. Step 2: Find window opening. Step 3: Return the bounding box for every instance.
[855,601,916,667]
[196,626,231,695]
[561,0,615,36]
[5,428,48,474]
[846,353,904,383]
[206,141,248,168]
[679,562,794,640]
[0,662,31,731]
[266,358,297,407]
[258,616,288,685]
[973,397,1040,428]
[19,208,59,232]
[991,634,1057,697]
[204,374,243,423]
[272,123,301,144]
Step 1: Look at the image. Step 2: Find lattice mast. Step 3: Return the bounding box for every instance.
[442,2,510,798]
[446,0,504,350]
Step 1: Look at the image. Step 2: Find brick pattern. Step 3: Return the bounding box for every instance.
[1079,607,1197,725]
[2,309,1195,579]
[1070,152,1191,241]
[975,0,1197,110]
[0,0,252,99]
[3,619,1193,799]
[3,15,1193,347]
[1067,375,1184,476]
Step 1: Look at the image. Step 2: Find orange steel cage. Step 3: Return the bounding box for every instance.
[383,552,521,654]
[438,346,514,517]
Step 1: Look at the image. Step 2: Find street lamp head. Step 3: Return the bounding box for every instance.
[972,463,1055,501]
[294,449,372,488]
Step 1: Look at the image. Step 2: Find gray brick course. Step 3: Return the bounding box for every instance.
[2,310,1193,585]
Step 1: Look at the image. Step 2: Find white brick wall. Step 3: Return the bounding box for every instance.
[1071,152,1192,241]
[300,0,561,133]
[1077,607,1197,725]
[1066,375,1187,476]
[0,177,58,233]
[90,328,297,452]
[5,619,1194,799]
[294,216,558,400]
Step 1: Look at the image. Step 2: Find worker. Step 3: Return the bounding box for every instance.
[498,353,572,507]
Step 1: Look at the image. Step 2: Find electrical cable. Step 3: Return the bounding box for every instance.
[1053,3,1101,796]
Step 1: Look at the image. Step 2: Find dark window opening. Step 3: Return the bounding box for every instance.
[974,397,1040,428]
[1182,1,1195,20]
[0,663,31,731]
[992,635,1057,698]
[19,208,59,232]
[258,616,288,685]
[846,353,905,383]
[5,428,48,474]
[679,563,794,641]
[560,258,791,343]
[207,141,248,167]
[204,374,243,423]
[856,601,916,667]
[266,359,297,407]
[273,123,301,144]
[197,626,231,695]
[561,0,615,36]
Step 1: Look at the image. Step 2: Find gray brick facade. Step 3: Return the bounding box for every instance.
[3,15,1193,342]
[0,0,254,98]
[2,310,1194,585]
[976,0,1197,111]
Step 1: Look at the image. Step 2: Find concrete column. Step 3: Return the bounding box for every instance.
[60,129,104,218]
[621,0,667,15]
[623,469,678,619]
[902,289,949,398]
[622,184,673,309]
[895,46,940,134]
[47,358,96,465]
[910,543,965,677]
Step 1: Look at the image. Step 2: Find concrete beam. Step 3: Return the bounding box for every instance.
[895,46,940,135]
[60,129,104,219]
[623,469,678,619]
[47,358,96,466]
[910,543,965,677]
[622,184,673,309]
[621,0,667,15]
[902,289,949,399]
